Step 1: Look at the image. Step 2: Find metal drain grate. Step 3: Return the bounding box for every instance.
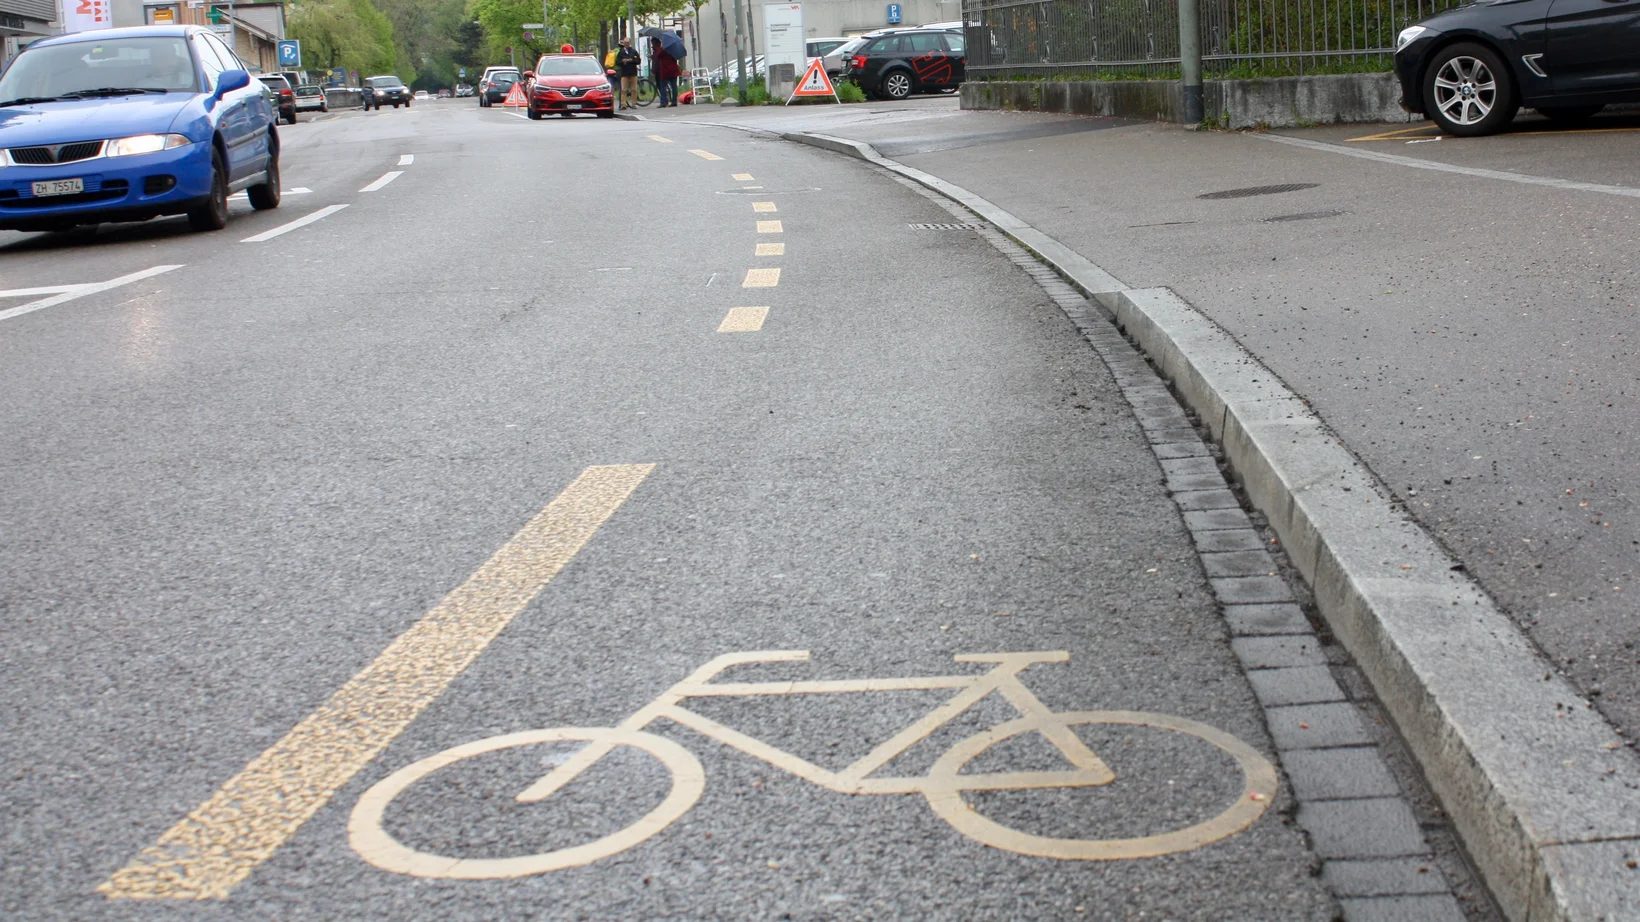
[908,222,981,230]
[1197,183,1318,200]
[1264,209,1347,223]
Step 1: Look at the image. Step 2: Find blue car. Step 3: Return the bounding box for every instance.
[0,25,280,234]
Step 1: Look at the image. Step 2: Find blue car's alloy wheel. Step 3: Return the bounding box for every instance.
[187,147,229,232]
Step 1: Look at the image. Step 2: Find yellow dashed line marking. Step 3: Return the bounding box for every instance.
[648,135,674,143]
[732,173,754,181]
[743,268,781,288]
[97,465,656,900]
[688,149,723,160]
[718,307,769,332]
[742,185,763,189]
[752,201,777,213]
[757,220,783,234]
[756,243,785,256]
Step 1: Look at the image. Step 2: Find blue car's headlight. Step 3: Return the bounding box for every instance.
[106,134,191,157]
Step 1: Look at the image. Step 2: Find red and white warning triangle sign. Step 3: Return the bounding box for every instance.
[786,58,839,104]
[502,81,527,107]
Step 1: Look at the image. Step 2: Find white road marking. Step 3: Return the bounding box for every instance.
[360,171,404,193]
[0,265,182,323]
[398,154,414,165]
[229,187,311,201]
[0,283,81,298]
[241,204,350,243]
[1259,133,1640,199]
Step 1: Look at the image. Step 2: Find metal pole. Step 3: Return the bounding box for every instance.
[732,0,748,97]
[627,0,636,41]
[1178,0,1203,123]
[745,1,756,81]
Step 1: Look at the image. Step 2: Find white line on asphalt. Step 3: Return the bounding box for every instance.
[0,283,81,298]
[229,187,311,201]
[359,171,404,193]
[398,154,414,165]
[241,204,350,243]
[0,265,182,323]
[1258,133,1640,199]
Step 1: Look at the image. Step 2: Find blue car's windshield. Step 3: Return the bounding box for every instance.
[0,37,199,104]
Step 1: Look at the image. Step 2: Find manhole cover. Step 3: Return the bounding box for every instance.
[908,223,980,230]
[1264,210,1347,223]
[1197,183,1318,200]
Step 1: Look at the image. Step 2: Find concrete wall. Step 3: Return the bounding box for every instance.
[961,72,1414,129]
[686,0,958,74]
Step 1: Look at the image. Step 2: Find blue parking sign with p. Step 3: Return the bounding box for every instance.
[887,3,901,23]
[277,40,300,67]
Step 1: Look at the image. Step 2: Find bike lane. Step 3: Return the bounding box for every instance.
[43,118,1449,920]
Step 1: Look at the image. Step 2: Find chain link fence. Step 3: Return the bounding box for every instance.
[962,0,1464,78]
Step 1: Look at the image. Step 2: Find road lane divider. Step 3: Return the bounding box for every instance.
[718,306,769,332]
[648,135,673,143]
[240,204,350,243]
[755,243,784,256]
[742,268,780,288]
[732,173,754,181]
[398,154,415,165]
[0,265,183,323]
[687,149,723,160]
[756,220,783,234]
[360,171,404,193]
[742,185,763,189]
[751,201,777,213]
[97,463,656,900]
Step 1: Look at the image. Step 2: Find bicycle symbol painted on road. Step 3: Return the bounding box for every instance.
[349,651,1278,879]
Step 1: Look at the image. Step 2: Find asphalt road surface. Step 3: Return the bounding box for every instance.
[0,101,1347,920]
[658,98,1640,757]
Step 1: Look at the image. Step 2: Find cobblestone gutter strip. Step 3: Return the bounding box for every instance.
[783,130,1640,922]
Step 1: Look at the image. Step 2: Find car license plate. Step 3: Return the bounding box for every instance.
[32,177,84,197]
[566,104,582,110]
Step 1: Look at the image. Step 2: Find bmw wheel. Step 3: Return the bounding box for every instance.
[1423,42,1516,137]
[881,70,913,101]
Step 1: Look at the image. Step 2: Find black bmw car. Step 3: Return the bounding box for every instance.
[1394,0,1640,136]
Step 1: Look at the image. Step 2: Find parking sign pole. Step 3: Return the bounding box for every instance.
[1178,0,1203,123]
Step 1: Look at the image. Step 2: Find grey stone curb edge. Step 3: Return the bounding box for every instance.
[774,128,1640,922]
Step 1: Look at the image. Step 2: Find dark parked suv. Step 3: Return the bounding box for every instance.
[362,75,411,110]
[1394,0,1640,136]
[257,73,297,124]
[839,27,964,100]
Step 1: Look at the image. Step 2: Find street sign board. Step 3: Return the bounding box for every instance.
[887,3,901,23]
[521,23,544,30]
[762,3,804,73]
[277,40,300,67]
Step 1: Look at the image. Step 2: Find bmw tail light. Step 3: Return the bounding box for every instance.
[851,55,867,70]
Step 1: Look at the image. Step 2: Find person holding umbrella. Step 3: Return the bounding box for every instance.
[641,26,686,107]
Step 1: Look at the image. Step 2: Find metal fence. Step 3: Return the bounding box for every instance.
[961,0,1463,78]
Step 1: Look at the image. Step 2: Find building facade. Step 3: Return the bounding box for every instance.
[111,0,284,72]
[1,0,58,67]
[685,0,959,75]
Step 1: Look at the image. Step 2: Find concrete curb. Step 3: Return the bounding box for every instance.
[769,128,1640,921]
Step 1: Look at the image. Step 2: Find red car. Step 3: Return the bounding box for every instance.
[524,54,615,119]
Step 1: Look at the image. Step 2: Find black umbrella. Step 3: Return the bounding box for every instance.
[637,25,662,37]
[658,31,686,59]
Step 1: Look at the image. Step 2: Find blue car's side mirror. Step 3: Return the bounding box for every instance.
[215,69,250,99]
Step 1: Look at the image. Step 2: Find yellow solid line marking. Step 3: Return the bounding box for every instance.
[752,201,777,213]
[97,464,656,900]
[732,173,754,181]
[743,268,780,288]
[688,149,723,160]
[1347,124,1439,142]
[756,243,784,256]
[756,220,783,234]
[742,185,763,189]
[648,135,673,143]
[718,306,769,332]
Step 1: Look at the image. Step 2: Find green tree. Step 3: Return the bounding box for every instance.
[287,0,400,79]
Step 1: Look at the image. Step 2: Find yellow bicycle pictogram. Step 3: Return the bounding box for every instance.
[349,651,1278,879]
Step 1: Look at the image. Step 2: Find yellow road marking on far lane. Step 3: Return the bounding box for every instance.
[732,173,754,181]
[757,220,783,234]
[743,268,780,288]
[688,149,723,160]
[97,464,656,901]
[648,135,673,143]
[718,306,769,332]
[752,201,777,213]
[756,243,784,256]
[1347,125,1439,142]
[742,185,763,189]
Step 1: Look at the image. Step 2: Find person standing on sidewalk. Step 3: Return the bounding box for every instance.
[652,37,680,108]
[615,38,641,109]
